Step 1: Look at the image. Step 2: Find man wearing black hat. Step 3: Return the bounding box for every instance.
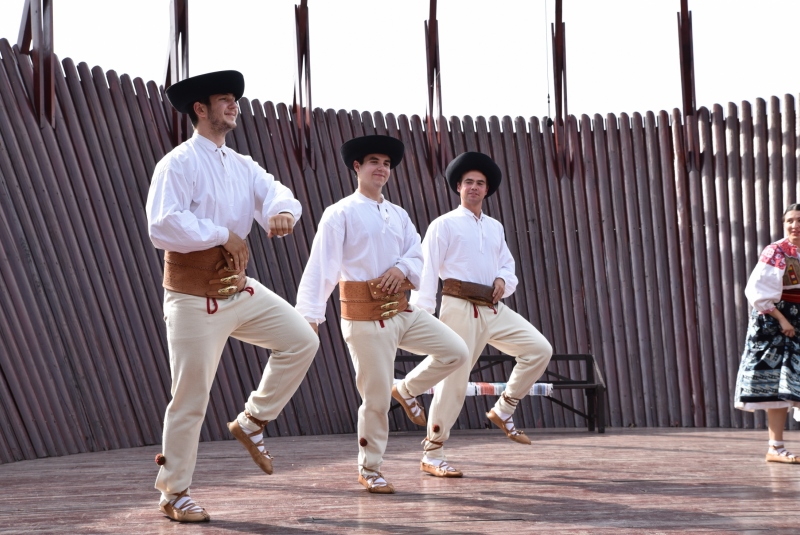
[295,135,468,494]
[146,70,319,522]
[410,151,552,477]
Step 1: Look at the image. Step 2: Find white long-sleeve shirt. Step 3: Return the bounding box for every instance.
[146,132,302,253]
[295,191,423,324]
[745,237,800,313]
[410,205,517,314]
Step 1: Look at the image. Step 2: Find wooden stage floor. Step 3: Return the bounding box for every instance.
[1,428,799,534]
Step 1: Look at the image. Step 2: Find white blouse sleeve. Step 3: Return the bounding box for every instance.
[745,253,784,314]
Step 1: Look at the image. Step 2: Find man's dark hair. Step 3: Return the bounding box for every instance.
[187,96,211,127]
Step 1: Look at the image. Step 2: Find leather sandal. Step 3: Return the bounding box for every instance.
[358,472,395,494]
[420,436,463,477]
[159,489,210,523]
[766,445,800,464]
[486,408,531,445]
[391,384,426,426]
[227,412,274,474]
[421,460,463,478]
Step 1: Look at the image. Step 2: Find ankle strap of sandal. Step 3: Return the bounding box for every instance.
[502,392,520,407]
[422,437,444,451]
[245,410,268,428]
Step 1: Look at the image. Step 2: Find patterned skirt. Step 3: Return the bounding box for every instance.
[734,300,800,412]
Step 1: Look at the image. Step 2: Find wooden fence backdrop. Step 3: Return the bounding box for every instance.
[1,40,798,463]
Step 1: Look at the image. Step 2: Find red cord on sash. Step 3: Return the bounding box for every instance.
[472,303,496,317]
[207,297,218,314]
[243,286,254,296]
[379,320,385,328]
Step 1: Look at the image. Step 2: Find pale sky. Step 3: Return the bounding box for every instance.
[0,0,797,120]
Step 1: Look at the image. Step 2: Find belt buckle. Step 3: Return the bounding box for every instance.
[220,274,239,284]
[218,285,238,296]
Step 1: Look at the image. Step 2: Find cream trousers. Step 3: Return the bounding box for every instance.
[425,296,552,459]
[155,279,319,500]
[342,305,468,474]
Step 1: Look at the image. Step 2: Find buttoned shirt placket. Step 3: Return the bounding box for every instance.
[216,146,235,209]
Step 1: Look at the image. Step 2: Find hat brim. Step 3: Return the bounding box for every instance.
[340,135,405,170]
[445,152,502,197]
[166,70,245,114]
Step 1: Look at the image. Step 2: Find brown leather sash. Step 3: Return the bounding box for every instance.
[339,278,415,321]
[163,246,247,298]
[442,278,495,306]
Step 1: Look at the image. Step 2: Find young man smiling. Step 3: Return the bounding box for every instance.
[295,134,468,493]
[146,70,319,522]
[410,151,553,477]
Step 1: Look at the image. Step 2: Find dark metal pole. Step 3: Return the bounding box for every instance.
[293,0,314,169]
[677,0,698,171]
[551,0,569,178]
[677,0,696,119]
[425,0,444,176]
[165,0,189,145]
[17,0,54,128]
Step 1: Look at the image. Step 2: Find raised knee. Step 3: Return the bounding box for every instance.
[529,340,553,362]
[518,340,552,364]
[452,340,470,366]
[298,327,320,356]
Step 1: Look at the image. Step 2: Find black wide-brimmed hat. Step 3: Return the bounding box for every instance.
[340,135,405,170]
[445,151,503,197]
[165,70,245,114]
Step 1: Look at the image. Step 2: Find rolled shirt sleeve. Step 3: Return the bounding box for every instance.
[395,214,423,289]
[146,162,230,253]
[295,210,345,325]
[409,206,520,311]
[296,192,424,324]
[253,165,302,230]
[411,219,447,314]
[495,233,518,298]
[146,133,303,253]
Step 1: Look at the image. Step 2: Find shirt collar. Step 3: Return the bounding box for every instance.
[192,131,227,152]
[355,190,385,205]
[457,204,484,221]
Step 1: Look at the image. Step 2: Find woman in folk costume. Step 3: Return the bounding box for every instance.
[735,203,800,463]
